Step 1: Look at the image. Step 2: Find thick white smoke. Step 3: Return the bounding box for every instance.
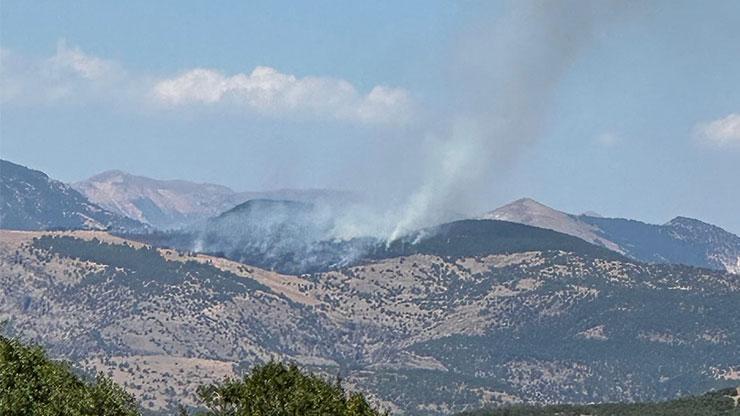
[387,0,636,241]
[176,1,640,270]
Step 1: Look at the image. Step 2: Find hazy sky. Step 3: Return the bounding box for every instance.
[1,0,739,233]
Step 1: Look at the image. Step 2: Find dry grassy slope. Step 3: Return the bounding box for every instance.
[0,230,338,410]
[1,230,738,414]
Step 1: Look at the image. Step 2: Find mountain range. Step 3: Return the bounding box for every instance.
[1,159,738,414]
[3,160,739,275]
[1,226,737,414]
[3,159,739,276]
[73,169,350,229]
[484,198,740,274]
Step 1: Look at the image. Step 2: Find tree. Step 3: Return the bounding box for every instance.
[0,334,140,416]
[194,361,386,416]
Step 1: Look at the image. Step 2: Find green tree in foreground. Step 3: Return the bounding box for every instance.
[0,334,140,416]
[195,361,386,416]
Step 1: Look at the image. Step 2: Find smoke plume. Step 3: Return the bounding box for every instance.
[388,0,634,240]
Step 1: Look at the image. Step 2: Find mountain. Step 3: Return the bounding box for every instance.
[0,160,145,232]
[2,221,737,414]
[130,198,374,274]
[72,170,239,230]
[480,198,621,253]
[370,218,624,261]
[666,217,740,274]
[482,198,740,274]
[578,215,740,275]
[132,206,625,275]
[73,170,351,230]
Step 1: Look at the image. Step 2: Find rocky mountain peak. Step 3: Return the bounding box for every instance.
[481,198,624,253]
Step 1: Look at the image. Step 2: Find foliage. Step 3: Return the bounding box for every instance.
[457,387,740,415]
[0,333,140,416]
[31,236,271,297]
[373,220,625,261]
[193,361,386,416]
[126,219,625,275]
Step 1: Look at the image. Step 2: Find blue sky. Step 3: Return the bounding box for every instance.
[1,0,739,233]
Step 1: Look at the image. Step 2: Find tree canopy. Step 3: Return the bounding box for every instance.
[0,333,140,416]
[1,333,384,416]
[194,361,386,416]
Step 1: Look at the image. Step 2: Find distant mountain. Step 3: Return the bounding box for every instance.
[579,214,740,274]
[72,170,238,230]
[482,198,740,274]
[73,170,351,230]
[130,198,373,274]
[0,160,145,232]
[2,227,737,414]
[482,198,623,253]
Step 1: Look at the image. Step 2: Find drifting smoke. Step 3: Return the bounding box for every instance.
[151,1,640,272]
[388,0,635,240]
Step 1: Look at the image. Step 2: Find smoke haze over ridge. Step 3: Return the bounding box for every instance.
[3,0,739,235]
[386,1,637,240]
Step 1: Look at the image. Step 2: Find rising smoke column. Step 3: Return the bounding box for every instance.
[389,0,635,241]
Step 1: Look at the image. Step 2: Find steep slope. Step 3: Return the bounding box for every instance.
[481,198,622,253]
[666,217,740,274]
[73,170,351,229]
[580,215,740,274]
[2,227,737,414]
[483,198,740,274]
[132,216,623,275]
[372,219,623,261]
[0,160,145,232]
[72,170,241,230]
[130,199,373,274]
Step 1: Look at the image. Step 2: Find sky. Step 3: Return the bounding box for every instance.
[1,0,739,234]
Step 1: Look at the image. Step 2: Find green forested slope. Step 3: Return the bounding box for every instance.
[458,387,740,415]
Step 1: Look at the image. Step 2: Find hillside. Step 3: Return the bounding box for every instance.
[0,160,146,232]
[371,219,624,261]
[481,198,622,253]
[72,170,239,230]
[0,333,382,416]
[73,170,351,229]
[126,198,373,274]
[128,218,624,275]
[483,198,740,274]
[4,332,734,416]
[458,387,740,415]
[2,227,737,414]
[580,215,740,274]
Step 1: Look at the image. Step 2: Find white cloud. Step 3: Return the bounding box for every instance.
[2,40,414,125]
[695,113,740,147]
[47,39,121,81]
[152,66,414,125]
[1,40,123,105]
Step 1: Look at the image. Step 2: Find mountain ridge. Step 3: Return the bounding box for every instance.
[73,169,352,229]
[481,198,623,253]
[483,198,740,274]
[0,159,146,233]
